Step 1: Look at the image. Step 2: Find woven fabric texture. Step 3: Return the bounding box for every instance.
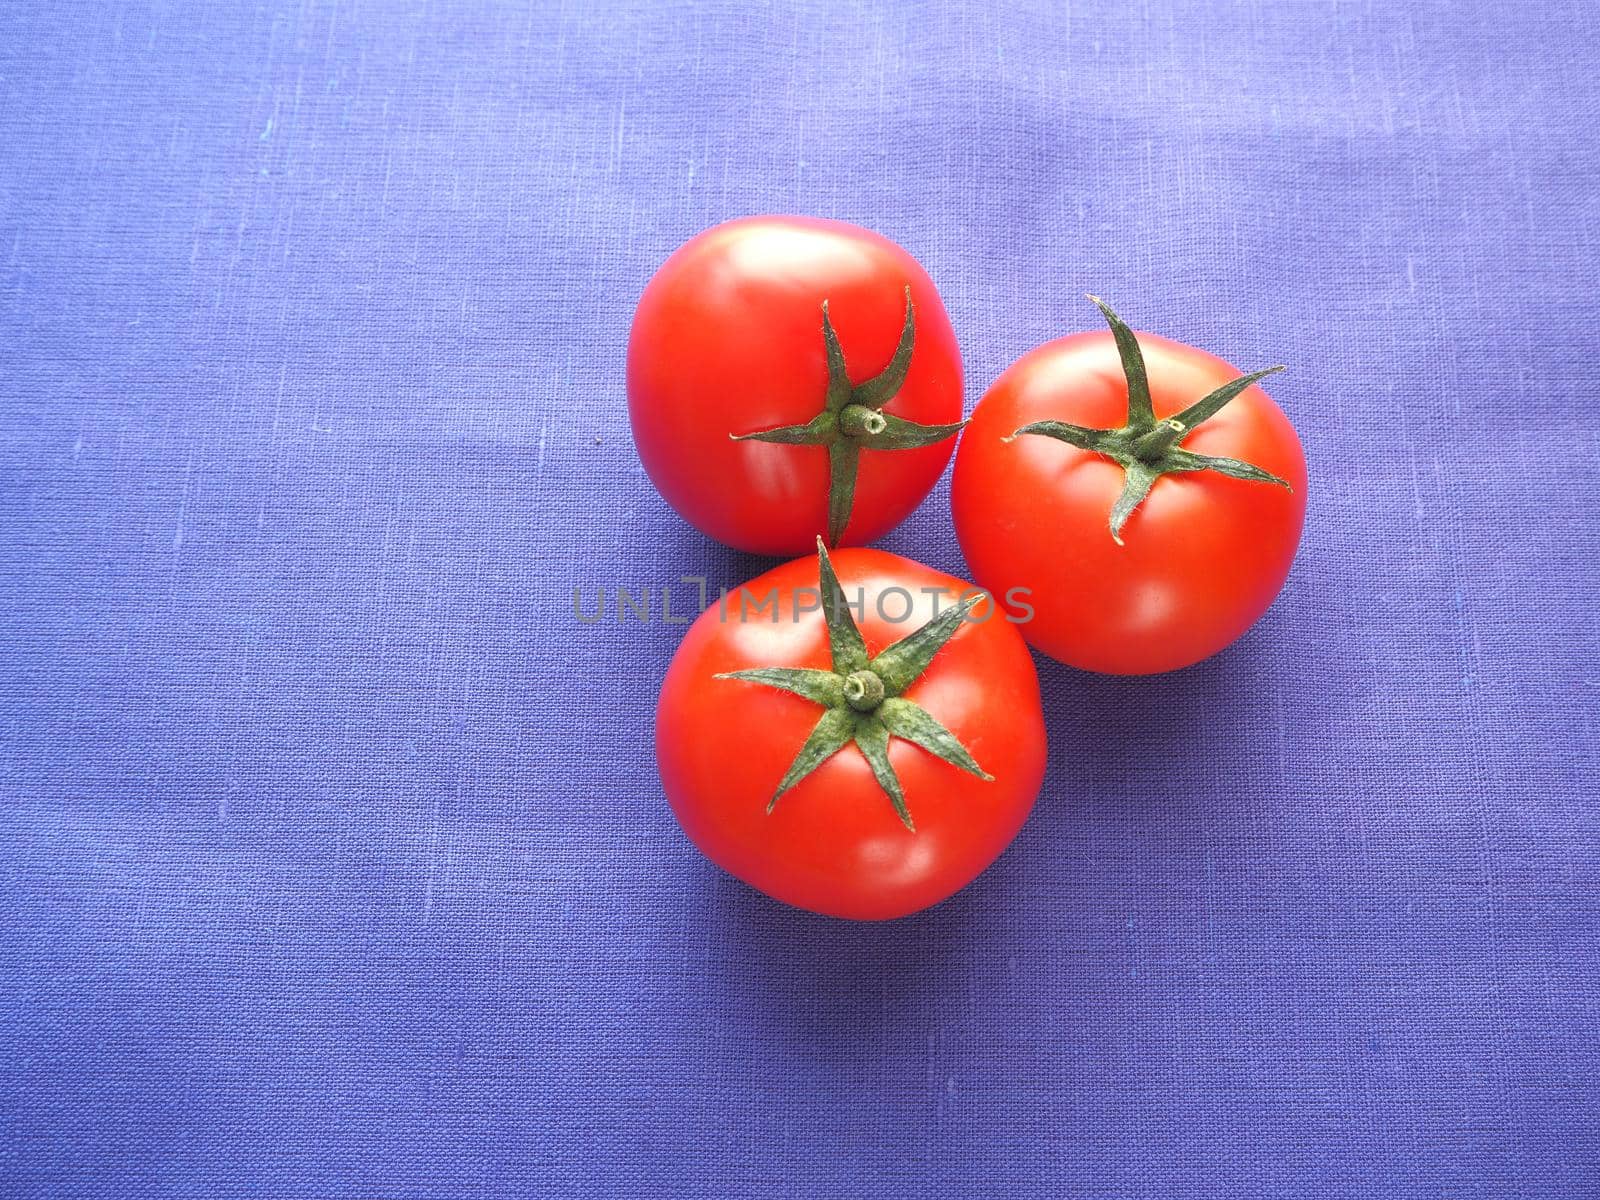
[2,1,1597,1196]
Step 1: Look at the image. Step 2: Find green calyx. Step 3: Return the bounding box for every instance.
[731,286,965,546]
[715,538,993,832]
[1007,295,1292,545]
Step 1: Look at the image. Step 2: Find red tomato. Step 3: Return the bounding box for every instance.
[628,217,964,555]
[951,301,1307,675]
[657,544,1046,920]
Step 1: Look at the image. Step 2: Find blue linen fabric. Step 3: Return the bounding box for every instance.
[3,1,1597,1196]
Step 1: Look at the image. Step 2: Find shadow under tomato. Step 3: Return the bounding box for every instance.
[660,556,1334,1040]
[1057,664,1233,787]
[687,855,1013,1041]
[679,616,1312,1034]
[1022,598,1327,840]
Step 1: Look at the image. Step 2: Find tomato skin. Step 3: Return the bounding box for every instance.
[628,217,962,555]
[656,550,1046,920]
[951,331,1307,676]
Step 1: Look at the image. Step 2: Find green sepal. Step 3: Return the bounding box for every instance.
[858,412,967,452]
[730,411,833,446]
[768,708,855,810]
[826,441,861,547]
[877,698,993,781]
[1005,419,1108,453]
[869,590,985,694]
[1107,459,1163,546]
[1088,294,1154,427]
[1012,296,1293,544]
[851,286,916,409]
[1168,448,1292,489]
[716,542,994,831]
[821,301,852,412]
[731,285,961,546]
[850,717,912,831]
[1171,365,1285,430]
[715,667,846,707]
[815,538,868,673]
